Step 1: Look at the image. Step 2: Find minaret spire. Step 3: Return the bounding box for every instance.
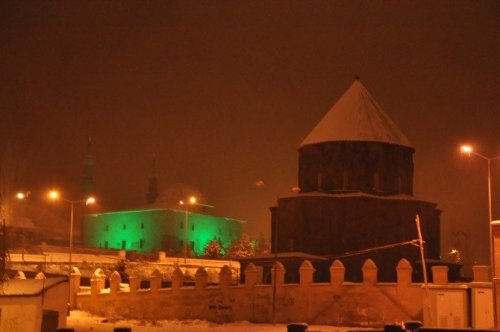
[145,153,158,204]
[82,136,95,196]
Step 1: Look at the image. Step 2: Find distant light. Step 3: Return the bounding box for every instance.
[255,180,265,187]
[460,145,473,154]
[48,190,60,200]
[179,200,184,206]
[189,196,197,205]
[16,192,26,200]
[86,197,96,205]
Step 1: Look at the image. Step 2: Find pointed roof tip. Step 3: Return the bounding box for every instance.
[299,79,413,149]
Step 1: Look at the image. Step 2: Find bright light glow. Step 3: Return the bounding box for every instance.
[189,196,197,205]
[460,145,473,154]
[48,190,60,200]
[86,196,96,205]
[179,200,184,206]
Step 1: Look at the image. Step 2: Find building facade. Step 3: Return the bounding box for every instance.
[83,208,243,256]
[271,79,441,281]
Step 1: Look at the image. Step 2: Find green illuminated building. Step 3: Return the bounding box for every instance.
[83,208,243,255]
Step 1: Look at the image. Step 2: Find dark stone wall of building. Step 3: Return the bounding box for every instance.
[270,195,441,281]
[298,141,415,195]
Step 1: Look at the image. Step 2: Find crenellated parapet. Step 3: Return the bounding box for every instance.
[70,259,492,327]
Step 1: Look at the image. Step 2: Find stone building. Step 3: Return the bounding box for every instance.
[271,79,441,281]
[83,207,243,256]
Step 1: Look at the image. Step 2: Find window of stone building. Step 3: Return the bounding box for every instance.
[122,224,126,230]
[104,241,108,248]
[191,224,194,231]
[105,225,109,232]
[140,239,145,249]
[141,223,144,229]
[190,241,194,249]
[180,222,183,229]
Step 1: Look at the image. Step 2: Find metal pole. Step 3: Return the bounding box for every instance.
[462,148,500,328]
[67,201,74,310]
[488,159,494,267]
[272,217,278,324]
[487,159,498,328]
[69,201,74,277]
[183,206,188,264]
[415,214,432,326]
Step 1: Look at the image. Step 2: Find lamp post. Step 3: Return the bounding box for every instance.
[47,190,95,278]
[460,144,500,327]
[179,196,197,263]
[179,196,214,263]
[15,191,31,261]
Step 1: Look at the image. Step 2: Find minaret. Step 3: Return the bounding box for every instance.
[145,153,159,204]
[82,137,95,196]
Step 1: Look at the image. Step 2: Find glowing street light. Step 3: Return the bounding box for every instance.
[47,190,96,292]
[16,192,29,200]
[460,144,500,327]
[460,145,473,154]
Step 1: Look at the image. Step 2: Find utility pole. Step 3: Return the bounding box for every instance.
[416,214,432,326]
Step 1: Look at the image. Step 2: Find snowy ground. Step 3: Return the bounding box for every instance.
[67,310,365,332]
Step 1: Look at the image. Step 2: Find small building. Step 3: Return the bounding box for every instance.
[0,277,68,332]
[83,208,244,256]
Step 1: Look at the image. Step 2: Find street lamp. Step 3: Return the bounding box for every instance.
[460,144,500,327]
[179,196,198,263]
[460,145,500,265]
[47,190,96,278]
[16,192,29,200]
[179,196,214,263]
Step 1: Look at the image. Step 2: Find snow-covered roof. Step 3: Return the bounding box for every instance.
[0,277,67,296]
[300,80,413,149]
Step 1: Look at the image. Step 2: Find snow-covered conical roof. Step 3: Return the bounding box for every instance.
[300,80,413,149]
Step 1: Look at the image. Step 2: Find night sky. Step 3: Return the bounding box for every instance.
[1,1,499,270]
